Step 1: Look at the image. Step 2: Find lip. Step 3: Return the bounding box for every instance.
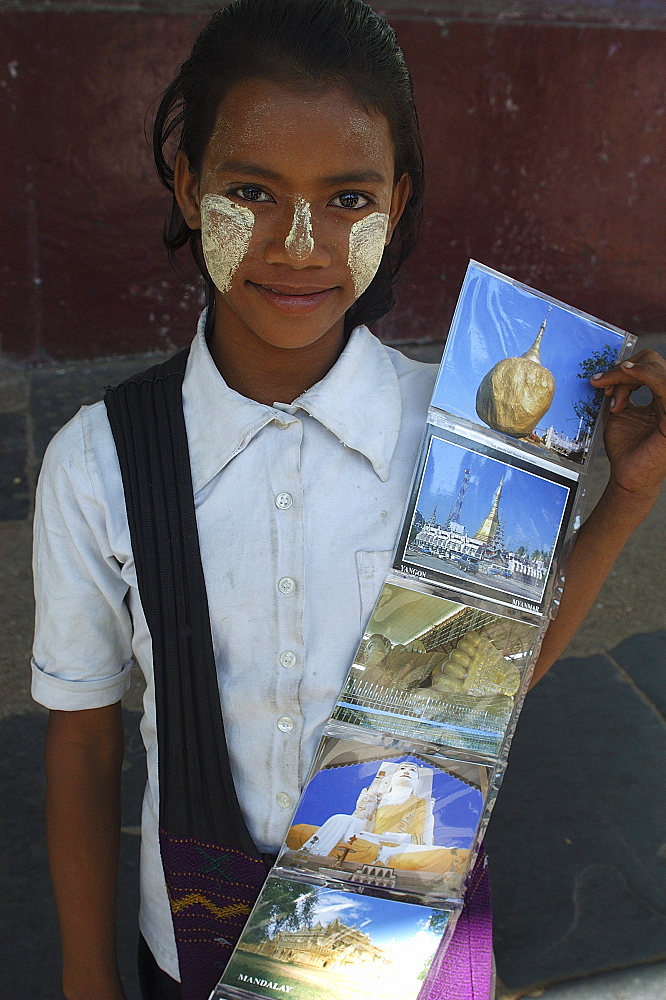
[249,281,337,315]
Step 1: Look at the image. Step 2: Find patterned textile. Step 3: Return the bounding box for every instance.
[160,831,268,1000]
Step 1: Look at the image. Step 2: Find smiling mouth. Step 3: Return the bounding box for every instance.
[248,281,337,314]
[252,282,334,296]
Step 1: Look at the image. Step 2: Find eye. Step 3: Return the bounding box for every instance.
[329,191,372,210]
[230,185,274,203]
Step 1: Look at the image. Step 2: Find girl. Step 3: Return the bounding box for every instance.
[32,2,666,1000]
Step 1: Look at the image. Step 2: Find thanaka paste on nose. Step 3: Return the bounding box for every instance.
[284,197,314,260]
[200,193,254,294]
[348,211,390,298]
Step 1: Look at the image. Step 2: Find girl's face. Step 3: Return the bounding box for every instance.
[175,77,410,353]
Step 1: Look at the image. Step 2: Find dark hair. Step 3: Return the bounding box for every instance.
[153,0,425,332]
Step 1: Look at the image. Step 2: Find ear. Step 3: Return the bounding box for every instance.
[174,149,202,230]
[386,172,411,244]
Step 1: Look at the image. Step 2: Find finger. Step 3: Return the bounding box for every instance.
[616,348,666,368]
[593,348,666,374]
[619,356,666,401]
[608,384,633,412]
[591,353,666,394]
[591,360,642,386]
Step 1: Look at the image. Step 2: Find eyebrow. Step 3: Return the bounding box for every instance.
[217,160,283,181]
[216,160,387,187]
[320,169,387,186]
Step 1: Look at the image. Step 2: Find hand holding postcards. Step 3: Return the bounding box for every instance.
[210,262,635,1000]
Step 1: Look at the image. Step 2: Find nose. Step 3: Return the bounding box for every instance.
[264,198,332,268]
[285,197,314,260]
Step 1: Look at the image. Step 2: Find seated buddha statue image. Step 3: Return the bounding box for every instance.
[286,761,470,876]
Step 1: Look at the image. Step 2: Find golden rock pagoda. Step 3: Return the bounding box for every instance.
[475,310,556,438]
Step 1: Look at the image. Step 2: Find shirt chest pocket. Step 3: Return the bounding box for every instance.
[355,549,393,633]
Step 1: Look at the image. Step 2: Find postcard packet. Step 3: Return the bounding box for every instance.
[431,260,633,471]
[208,262,636,1000]
[333,575,541,757]
[392,424,578,619]
[276,735,491,902]
[211,874,456,1000]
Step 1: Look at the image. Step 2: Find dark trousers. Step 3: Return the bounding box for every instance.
[138,935,181,1000]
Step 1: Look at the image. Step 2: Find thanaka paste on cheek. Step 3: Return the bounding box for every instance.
[284,197,314,260]
[348,211,390,298]
[200,194,255,293]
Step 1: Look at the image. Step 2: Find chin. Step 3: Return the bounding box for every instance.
[247,306,348,351]
[257,328,341,351]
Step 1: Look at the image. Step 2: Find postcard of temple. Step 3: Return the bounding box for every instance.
[394,429,575,617]
[215,875,453,1000]
[277,743,488,900]
[333,578,539,756]
[430,262,629,468]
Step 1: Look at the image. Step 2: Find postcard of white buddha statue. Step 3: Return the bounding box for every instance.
[278,737,489,901]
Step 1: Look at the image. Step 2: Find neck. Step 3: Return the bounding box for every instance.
[208,305,348,405]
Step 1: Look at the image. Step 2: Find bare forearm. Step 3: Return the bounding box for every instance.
[530,480,658,687]
[46,703,127,1000]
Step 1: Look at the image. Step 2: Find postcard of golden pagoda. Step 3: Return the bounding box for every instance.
[393,427,577,617]
[431,261,630,469]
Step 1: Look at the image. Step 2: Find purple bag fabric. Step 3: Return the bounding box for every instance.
[424,846,494,1000]
[159,831,267,1000]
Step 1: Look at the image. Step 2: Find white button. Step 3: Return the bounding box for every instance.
[275,492,293,510]
[277,715,295,733]
[280,650,297,668]
[278,577,296,595]
[276,792,292,809]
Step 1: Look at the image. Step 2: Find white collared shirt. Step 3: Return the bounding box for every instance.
[31,318,436,978]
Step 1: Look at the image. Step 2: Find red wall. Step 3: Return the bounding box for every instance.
[1,10,665,360]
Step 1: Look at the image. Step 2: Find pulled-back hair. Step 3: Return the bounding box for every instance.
[153,0,425,331]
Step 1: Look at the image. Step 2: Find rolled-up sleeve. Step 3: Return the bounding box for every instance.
[31,409,134,711]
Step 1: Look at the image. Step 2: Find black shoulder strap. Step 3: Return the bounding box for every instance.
[104,347,258,855]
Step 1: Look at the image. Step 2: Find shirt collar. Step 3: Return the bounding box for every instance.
[182,313,402,494]
[285,324,402,482]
